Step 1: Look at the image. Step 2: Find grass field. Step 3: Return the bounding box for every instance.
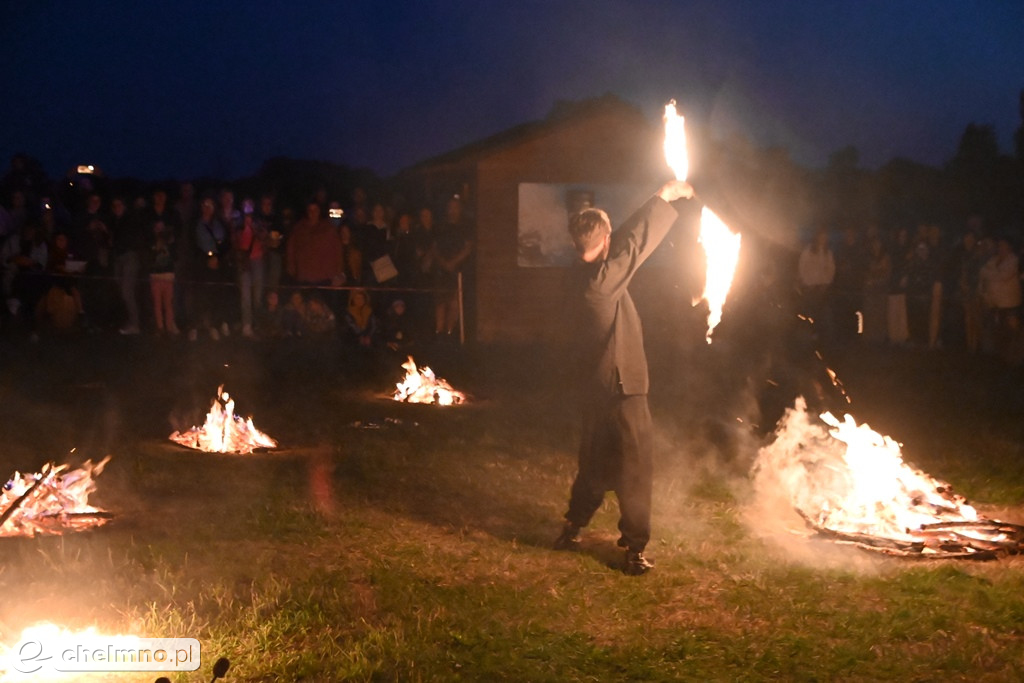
[0,333,1023,682]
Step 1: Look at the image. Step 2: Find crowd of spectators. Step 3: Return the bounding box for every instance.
[794,216,1024,364]
[0,155,474,366]
[3,153,1022,368]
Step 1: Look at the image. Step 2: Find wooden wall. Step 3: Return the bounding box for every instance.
[472,109,668,343]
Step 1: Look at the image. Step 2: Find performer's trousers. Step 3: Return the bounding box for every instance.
[565,392,653,551]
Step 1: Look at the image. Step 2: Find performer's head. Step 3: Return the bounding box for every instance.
[569,208,611,263]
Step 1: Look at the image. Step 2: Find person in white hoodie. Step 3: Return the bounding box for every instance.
[979,235,1021,356]
[798,228,835,341]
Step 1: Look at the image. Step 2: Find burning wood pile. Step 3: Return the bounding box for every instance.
[0,457,112,537]
[169,386,277,454]
[754,399,1024,559]
[393,356,465,406]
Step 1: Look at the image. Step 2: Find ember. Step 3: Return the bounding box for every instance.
[0,457,112,537]
[169,386,277,454]
[393,356,465,405]
[754,398,1024,559]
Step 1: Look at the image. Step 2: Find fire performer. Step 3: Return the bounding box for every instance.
[554,178,695,575]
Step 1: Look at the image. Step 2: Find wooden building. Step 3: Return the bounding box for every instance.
[399,95,699,346]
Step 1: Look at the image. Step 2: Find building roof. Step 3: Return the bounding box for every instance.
[400,94,649,175]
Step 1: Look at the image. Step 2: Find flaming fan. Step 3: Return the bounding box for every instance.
[169,386,277,454]
[663,100,742,343]
[754,399,1024,559]
[0,457,112,537]
[393,356,465,406]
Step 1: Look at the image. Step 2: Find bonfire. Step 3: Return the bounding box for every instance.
[169,386,277,454]
[754,398,1024,559]
[393,356,465,406]
[0,457,112,537]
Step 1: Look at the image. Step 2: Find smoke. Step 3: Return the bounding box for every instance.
[654,360,887,573]
[739,398,887,573]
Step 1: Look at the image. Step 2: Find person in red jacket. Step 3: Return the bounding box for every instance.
[286,201,344,288]
[554,178,694,576]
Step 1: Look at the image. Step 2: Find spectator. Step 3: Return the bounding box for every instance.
[313,185,330,216]
[430,196,473,339]
[138,189,181,327]
[343,287,378,349]
[391,211,418,287]
[1,154,44,206]
[282,290,307,337]
[84,204,113,274]
[925,224,948,349]
[231,211,265,338]
[216,189,242,331]
[70,192,104,262]
[193,196,231,340]
[147,219,179,336]
[949,230,985,353]
[327,200,345,229]
[339,223,364,286]
[257,289,284,338]
[979,235,1021,359]
[36,232,84,335]
[256,194,285,295]
[286,201,344,294]
[382,298,413,354]
[304,293,336,336]
[797,228,835,343]
[831,226,865,343]
[174,181,197,229]
[348,186,368,220]
[861,235,891,344]
[278,207,295,272]
[411,207,437,334]
[347,204,370,254]
[363,201,392,264]
[70,193,112,325]
[6,190,30,243]
[887,227,912,346]
[174,183,199,338]
[218,188,241,234]
[6,222,49,329]
[905,237,934,348]
[110,196,145,335]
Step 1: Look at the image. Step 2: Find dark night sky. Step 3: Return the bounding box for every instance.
[2,1,1022,181]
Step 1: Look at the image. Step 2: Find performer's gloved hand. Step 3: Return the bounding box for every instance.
[656,180,695,202]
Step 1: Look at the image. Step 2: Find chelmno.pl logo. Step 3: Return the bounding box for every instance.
[7,625,200,675]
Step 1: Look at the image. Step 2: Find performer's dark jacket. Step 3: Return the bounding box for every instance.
[575,196,679,395]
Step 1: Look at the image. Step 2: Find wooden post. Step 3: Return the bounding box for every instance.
[457,271,465,346]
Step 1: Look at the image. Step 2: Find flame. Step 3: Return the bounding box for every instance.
[169,386,277,454]
[393,357,465,406]
[663,100,688,181]
[0,458,111,537]
[663,99,741,342]
[0,623,140,681]
[754,398,985,545]
[697,207,742,342]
